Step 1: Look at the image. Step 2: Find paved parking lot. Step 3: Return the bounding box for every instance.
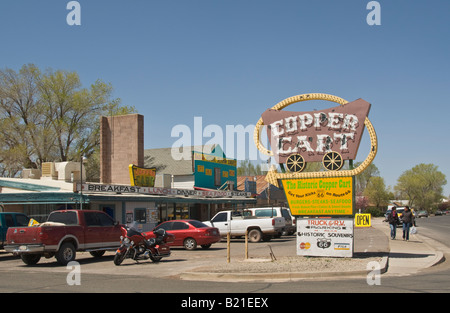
[0,226,388,280]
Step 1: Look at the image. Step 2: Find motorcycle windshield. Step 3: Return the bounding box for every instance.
[126,222,144,237]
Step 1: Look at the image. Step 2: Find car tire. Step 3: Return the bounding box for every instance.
[21,254,41,265]
[56,242,76,265]
[248,229,262,243]
[90,251,105,258]
[183,238,197,250]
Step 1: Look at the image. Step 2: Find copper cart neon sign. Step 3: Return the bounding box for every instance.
[254,93,378,188]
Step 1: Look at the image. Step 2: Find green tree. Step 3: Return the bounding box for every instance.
[363,176,390,209]
[354,162,380,195]
[237,160,262,176]
[395,163,446,210]
[0,64,136,178]
[0,64,45,176]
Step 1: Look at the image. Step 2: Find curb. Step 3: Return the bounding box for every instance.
[179,256,389,282]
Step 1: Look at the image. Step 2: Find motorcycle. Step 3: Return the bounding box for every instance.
[114,222,174,266]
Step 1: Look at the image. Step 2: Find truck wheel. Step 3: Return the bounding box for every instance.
[21,254,41,265]
[248,229,262,243]
[183,238,197,250]
[56,242,76,265]
[90,251,105,258]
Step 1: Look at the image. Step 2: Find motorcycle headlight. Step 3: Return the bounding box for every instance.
[124,237,130,244]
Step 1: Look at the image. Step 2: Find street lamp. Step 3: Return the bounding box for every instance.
[80,155,87,210]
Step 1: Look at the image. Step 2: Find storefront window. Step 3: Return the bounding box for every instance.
[175,203,189,219]
[134,208,147,223]
[157,202,168,222]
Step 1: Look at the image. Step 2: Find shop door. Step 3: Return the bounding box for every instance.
[100,205,115,220]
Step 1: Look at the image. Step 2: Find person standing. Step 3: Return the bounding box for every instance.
[402,206,414,241]
[387,207,400,239]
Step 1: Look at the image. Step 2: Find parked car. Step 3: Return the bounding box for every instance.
[5,210,123,265]
[385,208,405,227]
[1,212,30,249]
[148,219,220,250]
[417,210,429,218]
[203,210,285,242]
[435,210,444,216]
[244,207,295,236]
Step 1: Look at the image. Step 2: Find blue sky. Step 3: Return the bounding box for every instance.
[1,0,450,197]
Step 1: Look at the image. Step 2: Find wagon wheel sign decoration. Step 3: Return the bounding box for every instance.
[253,93,378,188]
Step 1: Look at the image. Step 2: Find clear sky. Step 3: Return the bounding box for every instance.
[1,0,450,196]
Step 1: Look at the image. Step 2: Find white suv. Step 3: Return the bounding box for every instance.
[245,207,295,236]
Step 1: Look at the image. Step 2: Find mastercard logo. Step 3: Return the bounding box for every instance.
[299,242,311,250]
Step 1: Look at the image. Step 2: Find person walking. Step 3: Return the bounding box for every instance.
[387,207,400,240]
[402,206,414,241]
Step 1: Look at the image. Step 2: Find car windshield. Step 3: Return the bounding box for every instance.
[189,220,209,228]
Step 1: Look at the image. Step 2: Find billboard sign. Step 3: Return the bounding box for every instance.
[297,217,354,257]
[261,98,371,165]
[282,177,353,216]
[129,164,156,187]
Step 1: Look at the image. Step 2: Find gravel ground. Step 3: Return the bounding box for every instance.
[191,256,383,273]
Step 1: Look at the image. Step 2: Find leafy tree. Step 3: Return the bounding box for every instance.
[0,64,136,179]
[237,160,262,176]
[354,162,380,195]
[395,163,446,210]
[363,176,390,209]
[0,64,44,176]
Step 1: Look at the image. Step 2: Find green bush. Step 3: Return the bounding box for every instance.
[362,207,384,217]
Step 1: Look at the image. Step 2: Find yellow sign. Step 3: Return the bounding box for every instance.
[282,177,353,216]
[28,218,39,226]
[193,152,237,166]
[355,214,371,227]
[129,164,156,187]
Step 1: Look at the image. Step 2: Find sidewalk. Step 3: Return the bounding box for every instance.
[179,218,445,282]
[371,218,445,277]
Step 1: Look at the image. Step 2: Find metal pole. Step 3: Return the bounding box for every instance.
[80,155,87,210]
[80,156,83,210]
[227,232,231,263]
[245,229,248,260]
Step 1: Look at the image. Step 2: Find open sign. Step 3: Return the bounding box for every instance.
[355,214,371,227]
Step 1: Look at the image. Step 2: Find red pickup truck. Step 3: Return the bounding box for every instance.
[5,210,123,266]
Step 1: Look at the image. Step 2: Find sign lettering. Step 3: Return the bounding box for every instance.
[129,164,156,187]
[282,177,353,216]
[355,213,371,227]
[261,98,371,164]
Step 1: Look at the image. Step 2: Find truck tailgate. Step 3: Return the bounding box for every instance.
[273,217,285,229]
[6,226,43,245]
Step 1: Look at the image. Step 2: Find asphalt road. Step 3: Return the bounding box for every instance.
[0,215,449,295]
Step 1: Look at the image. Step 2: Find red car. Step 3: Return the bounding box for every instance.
[147,220,220,250]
